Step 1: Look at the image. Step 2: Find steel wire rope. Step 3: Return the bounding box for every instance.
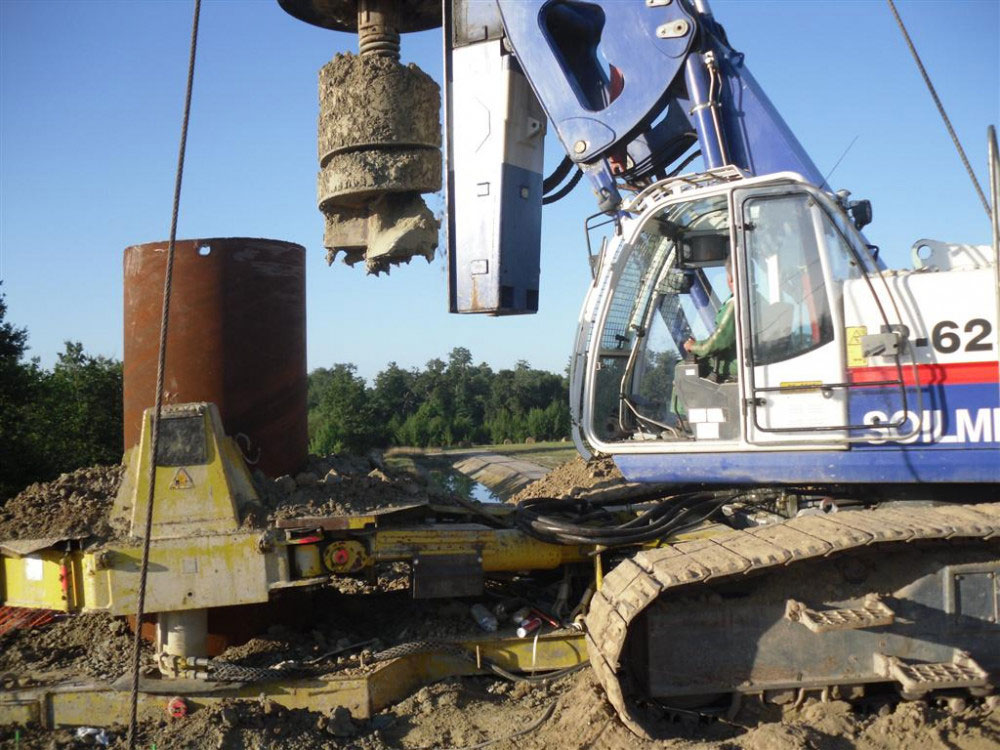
[886,0,990,217]
[125,0,202,746]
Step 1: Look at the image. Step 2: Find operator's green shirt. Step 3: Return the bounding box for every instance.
[691,297,737,380]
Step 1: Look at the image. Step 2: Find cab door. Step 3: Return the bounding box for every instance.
[735,187,899,445]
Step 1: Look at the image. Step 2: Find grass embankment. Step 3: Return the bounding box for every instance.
[430,441,578,469]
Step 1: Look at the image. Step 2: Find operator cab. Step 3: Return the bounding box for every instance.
[572,170,916,481]
[588,192,737,443]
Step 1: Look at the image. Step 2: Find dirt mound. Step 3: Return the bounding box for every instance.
[374,670,1000,750]
[0,452,453,542]
[0,465,123,541]
[3,700,373,750]
[243,451,458,529]
[3,628,1000,748]
[509,456,623,502]
[509,455,675,509]
[745,697,1000,750]
[0,611,152,688]
[123,698,381,750]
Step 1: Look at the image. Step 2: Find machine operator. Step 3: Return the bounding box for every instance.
[683,256,737,382]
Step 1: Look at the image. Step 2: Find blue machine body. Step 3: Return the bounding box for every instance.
[449,0,998,485]
[496,0,827,197]
[447,0,834,316]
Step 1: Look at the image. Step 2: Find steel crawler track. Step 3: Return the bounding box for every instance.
[585,502,1000,737]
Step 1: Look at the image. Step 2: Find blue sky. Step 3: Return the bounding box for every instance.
[1,0,997,381]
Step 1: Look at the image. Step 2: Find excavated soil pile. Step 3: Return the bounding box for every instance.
[509,455,674,506]
[0,611,153,688]
[246,451,459,529]
[0,465,123,541]
[556,673,998,750]
[499,671,1000,750]
[0,452,455,543]
[510,455,623,502]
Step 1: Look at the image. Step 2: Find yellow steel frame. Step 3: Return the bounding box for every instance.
[1,550,83,611]
[0,631,588,728]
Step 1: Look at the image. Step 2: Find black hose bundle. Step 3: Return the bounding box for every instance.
[514,490,740,547]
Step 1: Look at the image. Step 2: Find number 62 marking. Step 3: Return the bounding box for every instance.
[931,319,993,353]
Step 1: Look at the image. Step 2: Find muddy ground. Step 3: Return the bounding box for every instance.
[2,454,999,749]
[4,665,998,749]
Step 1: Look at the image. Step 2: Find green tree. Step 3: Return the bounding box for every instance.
[526,407,548,441]
[36,341,124,468]
[547,400,571,439]
[484,360,569,443]
[444,348,491,444]
[309,364,380,454]
[0,287,44,500]
[308,367,336,411]
[1,286,125,501]
[308,350,571,451]
[370,362,418,442]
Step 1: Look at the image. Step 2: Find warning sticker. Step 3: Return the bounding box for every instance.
[170,468,194,490]
[846,325,868,367]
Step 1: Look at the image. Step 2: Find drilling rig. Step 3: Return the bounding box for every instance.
[1,0,998,737]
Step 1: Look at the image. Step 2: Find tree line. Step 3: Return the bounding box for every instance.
[0,286,124,500]
[308,347,571,454]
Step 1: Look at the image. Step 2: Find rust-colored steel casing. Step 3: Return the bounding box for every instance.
[123,238,307,478]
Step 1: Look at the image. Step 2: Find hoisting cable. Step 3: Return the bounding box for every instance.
[125,1,201,747]
[886,0,990,217]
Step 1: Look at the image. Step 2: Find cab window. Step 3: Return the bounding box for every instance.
[743,194,834,366]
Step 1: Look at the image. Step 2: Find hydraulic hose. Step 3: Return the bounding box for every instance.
[542,156,576,194]
[543,167,584,205]
[515,491,741,547]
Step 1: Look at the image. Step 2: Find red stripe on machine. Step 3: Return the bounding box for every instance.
[849,361,1000,386]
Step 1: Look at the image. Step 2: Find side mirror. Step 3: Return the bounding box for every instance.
[849,199,873,230]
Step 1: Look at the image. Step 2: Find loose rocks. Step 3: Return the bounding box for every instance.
[0,465,123,541]
[251,452,458,528]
